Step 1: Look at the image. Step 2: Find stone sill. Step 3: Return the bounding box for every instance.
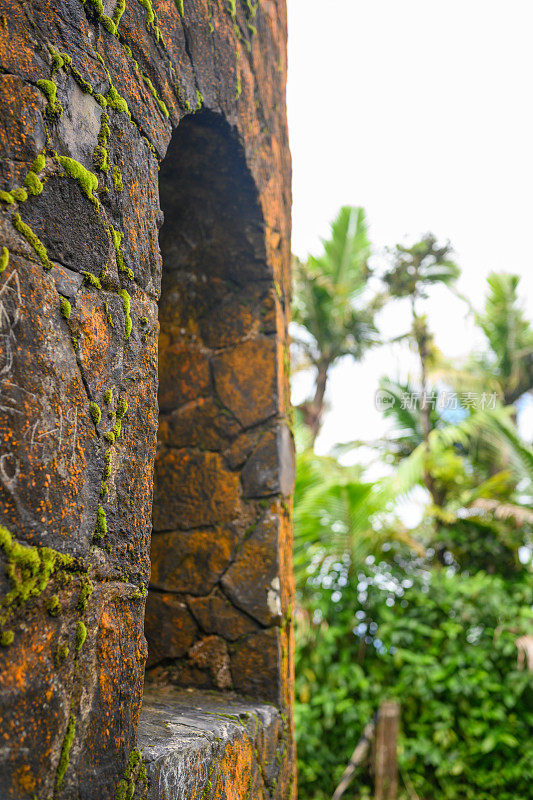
[139,687,283,800]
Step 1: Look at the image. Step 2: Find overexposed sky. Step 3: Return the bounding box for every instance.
[287,0,533,453]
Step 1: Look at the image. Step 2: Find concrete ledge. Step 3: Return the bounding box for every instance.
[139,687,285,800]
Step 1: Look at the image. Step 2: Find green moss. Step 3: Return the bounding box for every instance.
[55,712,76,791]
[102,13,117,33]
[70,66,94,95]
[130,583,146,600]
[12,213,53,270]
[94,505,107,540]
[138,0,160,39]
[112,0,126,25]
[116,396,128,419]
[106,84,129,115]
[0,630,14,647]
[11,187,28,203]
[103,431,115,444]
[77,577,93,612]
[54,641,69,666]
[75,620,87,651]
[176,0,184,15]
[112,166,123,192]
[235,72,242,99]
[0,190,14,204]
[31,153,46,173]
[114,779,129,800]
[0,525,78,627]
[0,246,8,273]
[114,749,145,800]
[37,79,63,117]
[86,0,117,33]
[102,450,111,480]
[103,301,115,327]
[139,316,148,325]
[141,135,159,162]
[118,289,132,340]
[50,49,65,73]
[141,73,169,117]
[93,145,108,173]
[24,170,43,195]
[100,478,110,495]
[195,89,203,111]
[89,402,101,426]
[71,335,79,351]
[93,113,111,174]
[60,298,71,320]
[244,0,259,18]
[94,92,107,108]
[47,594,62,616]
[104,388,113,404]
[57,156,99,207]
[111,226,133,279]
[82,271,102,289]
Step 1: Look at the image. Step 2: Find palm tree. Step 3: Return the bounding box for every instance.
[460,272,533,406]
[292,206,381,445]
[382,234,460,446]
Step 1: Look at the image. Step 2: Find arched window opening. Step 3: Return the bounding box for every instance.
[144,110,285,702]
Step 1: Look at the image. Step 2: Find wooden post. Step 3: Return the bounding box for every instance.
[374,701,400,800]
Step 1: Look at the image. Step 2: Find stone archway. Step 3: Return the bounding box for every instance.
[145,110,294,703]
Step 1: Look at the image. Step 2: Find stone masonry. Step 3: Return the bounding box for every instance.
[0,1,294,798]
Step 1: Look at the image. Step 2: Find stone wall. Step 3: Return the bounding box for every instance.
[0,1,294,798]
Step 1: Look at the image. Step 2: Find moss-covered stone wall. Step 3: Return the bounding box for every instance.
[0,0,293,797]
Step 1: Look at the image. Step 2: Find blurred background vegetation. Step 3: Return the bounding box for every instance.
[291,207,533,800]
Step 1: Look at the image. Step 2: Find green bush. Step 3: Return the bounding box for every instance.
[295,563,533,800]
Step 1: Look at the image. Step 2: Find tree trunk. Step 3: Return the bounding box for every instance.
[374,701,400,800]
[300,360,330,446]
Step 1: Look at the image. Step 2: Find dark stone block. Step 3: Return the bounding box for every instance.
[144,593,197,667]
[153,449,241,531]
[188,588,259,642]
[221,509,281,626]
[241,425,295,498]
[149,527,240,595]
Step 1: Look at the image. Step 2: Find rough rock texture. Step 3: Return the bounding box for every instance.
[139,687,293,800]
[0,0,294,798]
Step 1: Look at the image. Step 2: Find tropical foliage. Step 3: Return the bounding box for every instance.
[292,206,381,443]
[292,211,533,800]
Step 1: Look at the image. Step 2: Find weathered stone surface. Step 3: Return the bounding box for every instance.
[158,397,241,450]
[221,509,282,626]
[230,629,282,706]
[188,589,260,642]
[144,593,198,668]
[0,0,295,795]
[158,343,211,413]
[153,449,241,531]
[241,425,295,498]
[0,255,98,553]
[188,636,232,690]
[22,179,110,277]
[149,527,240,595]
[139,687,289,800]
[0,75,46,187]
[212,338,278,428]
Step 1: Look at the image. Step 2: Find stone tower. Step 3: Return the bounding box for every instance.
[0,0,294,797]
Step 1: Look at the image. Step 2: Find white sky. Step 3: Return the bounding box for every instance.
[287,0,533,455]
